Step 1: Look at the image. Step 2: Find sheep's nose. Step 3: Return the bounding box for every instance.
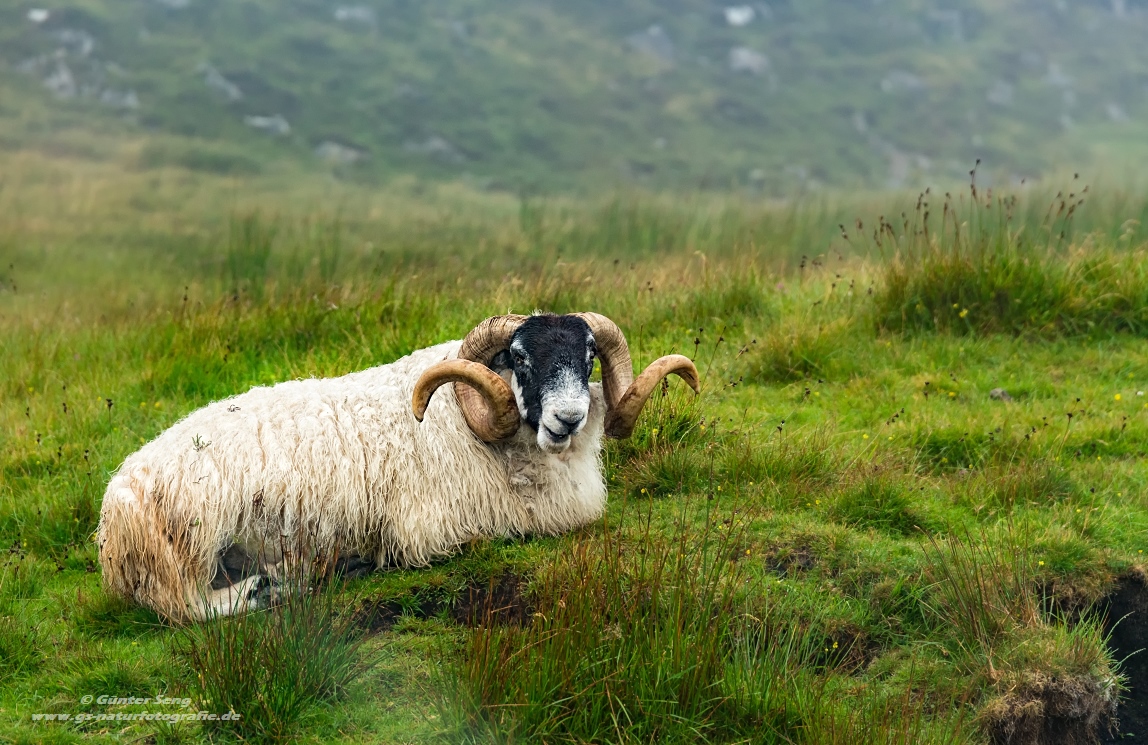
[555,412,585,430]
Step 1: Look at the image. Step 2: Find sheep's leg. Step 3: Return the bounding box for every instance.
[188,575,273,619]
[189,551,374,620]
[333,554,376,580]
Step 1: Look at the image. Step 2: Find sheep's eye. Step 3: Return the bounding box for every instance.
[512,352,526,366]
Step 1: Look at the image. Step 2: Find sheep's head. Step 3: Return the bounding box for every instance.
[412,313,700,452]
[491,314,595,453]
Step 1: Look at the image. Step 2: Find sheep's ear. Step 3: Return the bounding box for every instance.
[490,350,513,372]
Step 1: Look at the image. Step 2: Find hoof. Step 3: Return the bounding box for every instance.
[245,575,281,609]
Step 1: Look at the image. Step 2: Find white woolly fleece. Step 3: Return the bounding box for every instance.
[97,341,607,621]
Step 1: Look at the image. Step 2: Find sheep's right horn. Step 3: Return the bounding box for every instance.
[412,359,520,442]
[604,355,700,439]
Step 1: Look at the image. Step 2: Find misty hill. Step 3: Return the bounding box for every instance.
[2,0,1146,193]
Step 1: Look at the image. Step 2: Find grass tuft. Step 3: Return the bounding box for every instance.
[729,430,838,505]
[923,526,1120,740]
[173,578,368,743]
[833,472,929,537]
[446,546,733,740]
[445,503,768,743]
[747,317,856,382]
[871,188,1148,337]
[923,527,1041,680]
[990,460,1078,509]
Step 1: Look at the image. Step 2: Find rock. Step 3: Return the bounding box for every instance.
[16,54,49,77]
[989,388,1013,402]
[244,114,290,136]
[724,6,755,26]
[1107,103,1130,122]
[881,70,926,95]
[99,89,140,110]
[729,47,769,75]
[54,29,95,58]
[43,60,77,99]
[449,20,471,41]
[315,141,366,164]
[334,6,375,27]
[403,135,465,163]
[626,25,674,64]
[1045,62,1072,88]
[197,62,242,102]
[27,8,50,23]
[986,80,1014,106]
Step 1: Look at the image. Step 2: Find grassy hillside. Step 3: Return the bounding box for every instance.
[2,0,1148,193]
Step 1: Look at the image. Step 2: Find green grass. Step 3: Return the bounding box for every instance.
[2,166,1148,743]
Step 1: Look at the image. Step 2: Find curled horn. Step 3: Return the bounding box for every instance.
[573,312,701,439]
[411,315,527,442]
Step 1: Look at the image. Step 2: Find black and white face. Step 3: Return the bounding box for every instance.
[491,315,596,454]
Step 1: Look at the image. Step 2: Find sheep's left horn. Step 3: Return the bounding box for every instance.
[603,355,700,439]
[412,359,520,442]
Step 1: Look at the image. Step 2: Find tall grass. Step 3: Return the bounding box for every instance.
[444,494,968,744]
[0,616,40,676]
[173,576,367,743]
[923,527,1041,680]
[870,178,1148,336]
[445,508,759,743]
[225,212,277,300]
[922,527,1121,741]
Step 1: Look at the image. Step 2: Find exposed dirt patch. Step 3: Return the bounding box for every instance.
[450,572,533,627]
[1101,572,1148,744]
[1039,570,1117,624]
[982,673,1117,745]
[818,621,881,672]
[768,542,818,577]
[355,594,444,633]
[355,572,531,633]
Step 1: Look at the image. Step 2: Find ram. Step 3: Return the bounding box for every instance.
[97,312,698,621]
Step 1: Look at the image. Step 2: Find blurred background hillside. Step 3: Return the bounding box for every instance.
[1,0,1147,195]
